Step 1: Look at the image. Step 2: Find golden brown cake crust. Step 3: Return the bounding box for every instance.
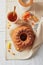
[10,25,35,51]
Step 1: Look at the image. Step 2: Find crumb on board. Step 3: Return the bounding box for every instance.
[8,49,10,52]
[7,41,15,55]
[8,50,15,55]
[7,22,11,29]
[12,52,15,55]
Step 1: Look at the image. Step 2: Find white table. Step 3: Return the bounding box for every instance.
[0,0,43,65]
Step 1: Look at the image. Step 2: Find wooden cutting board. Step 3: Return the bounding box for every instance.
[6,0,43,60]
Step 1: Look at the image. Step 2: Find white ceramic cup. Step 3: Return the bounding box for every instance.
[17,0,33,16]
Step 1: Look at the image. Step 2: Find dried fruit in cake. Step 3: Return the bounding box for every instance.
[10,25,35,51]
[7,6,17,22]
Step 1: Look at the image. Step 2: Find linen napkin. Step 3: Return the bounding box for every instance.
[31,17,43,55]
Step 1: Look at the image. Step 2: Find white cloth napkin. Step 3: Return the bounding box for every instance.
[31,17,43,55]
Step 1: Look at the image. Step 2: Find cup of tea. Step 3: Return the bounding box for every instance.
[18,0,33,9]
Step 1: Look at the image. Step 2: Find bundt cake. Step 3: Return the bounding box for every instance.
[10,25,35,51]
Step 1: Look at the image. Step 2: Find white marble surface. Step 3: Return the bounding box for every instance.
[0,0,43,65]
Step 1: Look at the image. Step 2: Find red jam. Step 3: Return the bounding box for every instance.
[7,12,17,22]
